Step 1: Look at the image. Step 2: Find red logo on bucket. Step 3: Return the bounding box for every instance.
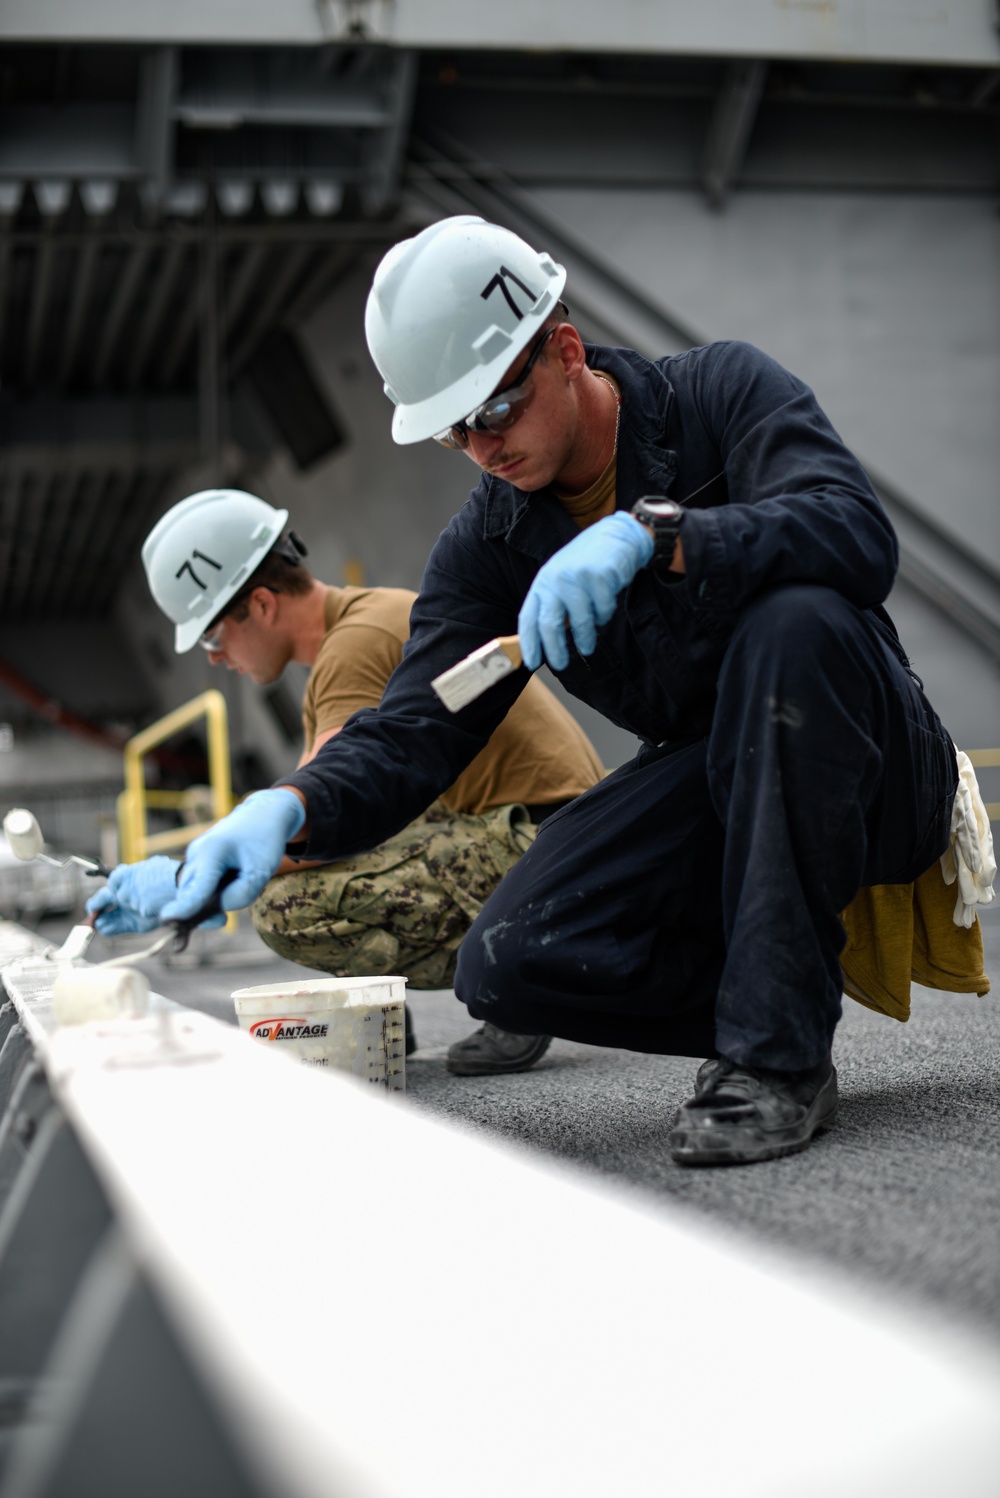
[249,1016,330,1042]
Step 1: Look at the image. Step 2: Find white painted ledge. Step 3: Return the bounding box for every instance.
[3,923,999,1497]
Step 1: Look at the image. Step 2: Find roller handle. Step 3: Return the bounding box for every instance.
[497,635,523,667]
[168,867,239,952]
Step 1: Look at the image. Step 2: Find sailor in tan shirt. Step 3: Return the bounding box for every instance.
[302,584,601,814]
[168,495,603,1074]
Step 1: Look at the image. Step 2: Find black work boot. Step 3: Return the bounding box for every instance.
[446,1023,552,1077]
[669,1057,837,1166]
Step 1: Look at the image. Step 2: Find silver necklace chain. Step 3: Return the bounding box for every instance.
[592,372,621,457]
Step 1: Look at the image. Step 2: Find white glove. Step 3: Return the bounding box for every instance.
[940,749,996,928]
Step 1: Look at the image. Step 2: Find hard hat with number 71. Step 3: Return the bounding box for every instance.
[365,215,567,445]
[141,489,288,654]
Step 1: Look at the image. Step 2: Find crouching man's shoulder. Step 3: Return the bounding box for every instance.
[662,338,801,384]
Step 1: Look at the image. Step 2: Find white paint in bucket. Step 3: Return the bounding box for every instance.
[232,975,407,1090]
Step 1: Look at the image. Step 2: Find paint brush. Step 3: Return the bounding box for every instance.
[431,635,523,713]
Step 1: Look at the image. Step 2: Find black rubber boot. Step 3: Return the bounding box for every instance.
[669,1057,838,1166]
[446,1023,552,1077]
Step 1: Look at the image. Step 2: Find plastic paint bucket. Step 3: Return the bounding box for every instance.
[232,975,407,1090]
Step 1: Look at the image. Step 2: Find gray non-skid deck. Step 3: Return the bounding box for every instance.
[70,903,1000,1343]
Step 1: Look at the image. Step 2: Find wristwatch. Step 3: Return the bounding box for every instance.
[631,495,684,563]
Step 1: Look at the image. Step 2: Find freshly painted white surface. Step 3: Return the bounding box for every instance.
[3,930,1000,1498]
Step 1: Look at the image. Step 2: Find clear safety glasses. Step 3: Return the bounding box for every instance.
[198,620,228,652]
[197,584,267,651]
[433,325,557,450]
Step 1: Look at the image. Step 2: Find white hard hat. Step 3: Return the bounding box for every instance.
[141,489,288,654]
[365,215,567,445]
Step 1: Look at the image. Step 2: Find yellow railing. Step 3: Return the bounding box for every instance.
[966,748,1000,823]
[117,690,234,864]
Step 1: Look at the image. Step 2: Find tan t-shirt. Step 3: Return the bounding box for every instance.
[554,372,620,527]
[303,587,604,815]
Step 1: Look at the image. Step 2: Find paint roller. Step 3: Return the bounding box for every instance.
[2,806,236,1021]
[49,869,239,1023]
[2,807,111,876]
[3,806,111,963]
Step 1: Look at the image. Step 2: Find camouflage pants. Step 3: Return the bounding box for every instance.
[251,800,537,989]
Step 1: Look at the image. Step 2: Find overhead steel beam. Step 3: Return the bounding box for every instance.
[135,48,179,206]
[969,69,1000,105]
[226,243,312,377]
[91,245,155,388]
[0,460,31,616]
[3,0,1000,65]
[199,224,221,472]
[174,80,394,129]
[88,470,134,616]
[219,242,270,340]
[702,61,768,208]
[115,471,174,587]
[2,220,420,249]
[125,242,188,388]
[278,241,363,326]
[0,467,20,610]
[157,287,201,388]
[29,470,79,616]
[57,468,112,616]
[363,49,417,214]
[23,182,72,387]
[88,469,177,618]
[0,105,135,178]
[57,188,120,389]
[58,241,102,389]
[22,239,59,387]
[7,471,43,621]
[81,469,142,617]
[415,85,995,192]
[0,186,25,385]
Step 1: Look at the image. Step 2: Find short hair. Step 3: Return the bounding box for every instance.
[541,299,571,333]
[216,534,313,626]
[530,300,573,369]
[245,542,313,599]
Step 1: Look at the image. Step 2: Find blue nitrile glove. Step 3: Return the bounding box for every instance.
[160,788,306,926]
[518,511,655,672]
[84,855,222,936]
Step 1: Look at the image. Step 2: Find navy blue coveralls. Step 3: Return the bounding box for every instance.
[287,340,956,1071]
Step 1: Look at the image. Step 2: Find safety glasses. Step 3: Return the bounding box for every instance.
[198,584,271,651]
[434,325,557,450]
[198,619,230,652]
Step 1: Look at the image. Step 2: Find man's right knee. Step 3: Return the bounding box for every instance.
[454,889,565,1029]
[455,898,523,1018]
